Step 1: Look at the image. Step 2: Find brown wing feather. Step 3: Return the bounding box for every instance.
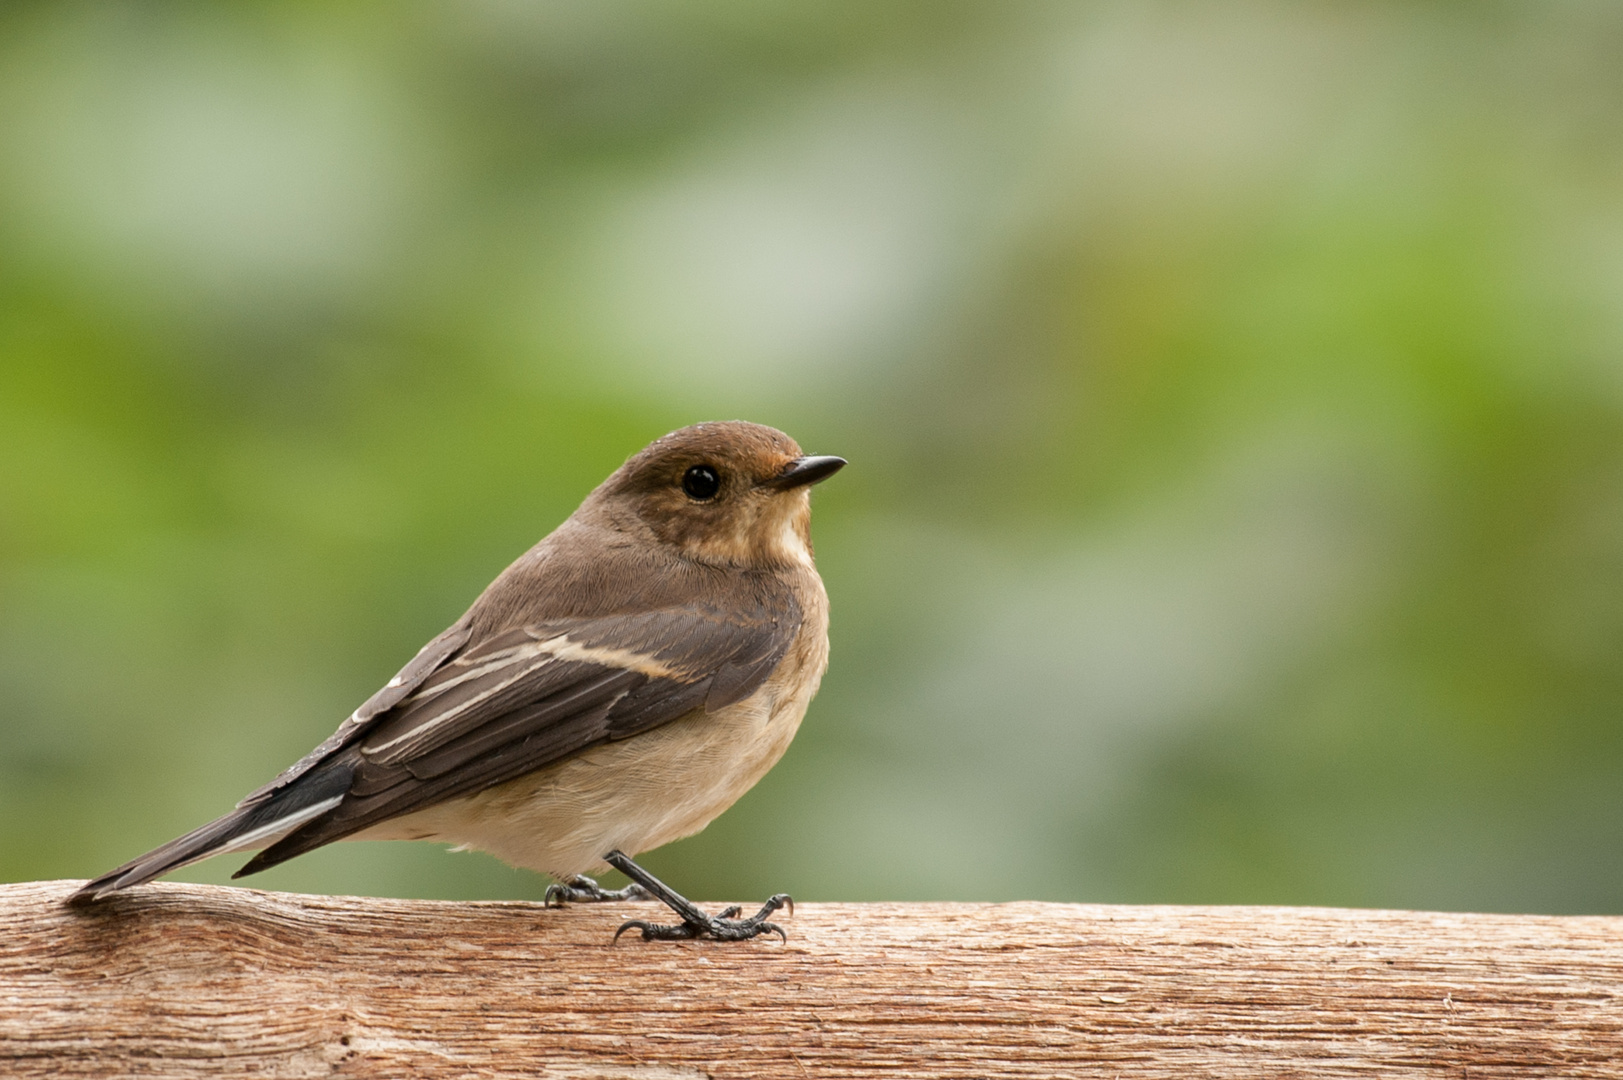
[234,591,800,876]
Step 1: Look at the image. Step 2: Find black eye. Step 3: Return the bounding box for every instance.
[682,464,721,500]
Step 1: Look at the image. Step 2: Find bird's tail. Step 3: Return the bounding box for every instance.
[68,763,352,905]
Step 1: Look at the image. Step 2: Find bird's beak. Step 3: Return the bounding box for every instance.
[763,455,846,491]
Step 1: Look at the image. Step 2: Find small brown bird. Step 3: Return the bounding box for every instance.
[73,421,844,942]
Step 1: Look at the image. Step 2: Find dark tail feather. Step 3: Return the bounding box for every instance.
[231,820,335,879]
[69,805,264,905]
[69,762,354,905]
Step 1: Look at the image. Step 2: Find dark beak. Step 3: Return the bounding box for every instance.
[764,455,846,491]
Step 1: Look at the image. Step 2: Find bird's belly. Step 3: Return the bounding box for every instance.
[353,660,820,879]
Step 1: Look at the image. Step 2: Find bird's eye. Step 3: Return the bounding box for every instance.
[681,464,721,500]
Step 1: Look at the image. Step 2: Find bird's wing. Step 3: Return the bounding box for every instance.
[233,590,801,875]
[234,615,477,808]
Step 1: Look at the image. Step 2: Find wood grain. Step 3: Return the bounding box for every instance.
[2,880,1620,1078]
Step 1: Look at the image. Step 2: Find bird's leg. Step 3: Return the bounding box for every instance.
[603,849,792,943]
[544,874,653,907]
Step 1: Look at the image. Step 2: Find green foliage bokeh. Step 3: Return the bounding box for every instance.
[4,2,1623,912]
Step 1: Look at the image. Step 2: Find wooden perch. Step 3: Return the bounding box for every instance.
[2,880,1620,1078]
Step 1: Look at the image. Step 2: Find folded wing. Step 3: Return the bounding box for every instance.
[234,593,800,875]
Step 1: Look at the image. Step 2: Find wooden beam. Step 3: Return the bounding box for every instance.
[3,880,1620,1077]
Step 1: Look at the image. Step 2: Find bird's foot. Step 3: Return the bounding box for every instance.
[544,874,653,907]
[613,894,793,943]
[602,849,793,944]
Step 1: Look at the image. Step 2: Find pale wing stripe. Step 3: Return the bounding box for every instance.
[205,796,344,859]
[406,642,547,703]
[362,654,553,759]
[538,635,683,679]
[360,635,682,761]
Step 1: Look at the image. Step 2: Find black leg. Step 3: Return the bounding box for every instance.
[544,874,653,907]
[603,850,792,943]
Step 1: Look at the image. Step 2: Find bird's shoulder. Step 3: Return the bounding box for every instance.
[466,516,805,629]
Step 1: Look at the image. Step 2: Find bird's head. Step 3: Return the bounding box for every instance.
[592,421,844,569]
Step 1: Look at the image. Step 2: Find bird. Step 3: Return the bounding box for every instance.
[71,421,844,942]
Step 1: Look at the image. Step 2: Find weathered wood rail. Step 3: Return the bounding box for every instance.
[1,880,1620,1077]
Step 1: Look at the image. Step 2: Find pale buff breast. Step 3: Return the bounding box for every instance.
[352,581,830,879]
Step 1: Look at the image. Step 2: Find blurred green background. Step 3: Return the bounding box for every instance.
[4,1,1623,913]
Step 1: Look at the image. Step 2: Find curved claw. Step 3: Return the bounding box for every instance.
[752,920,788,943]
[613,919,652,943]
[614,918,699,943]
